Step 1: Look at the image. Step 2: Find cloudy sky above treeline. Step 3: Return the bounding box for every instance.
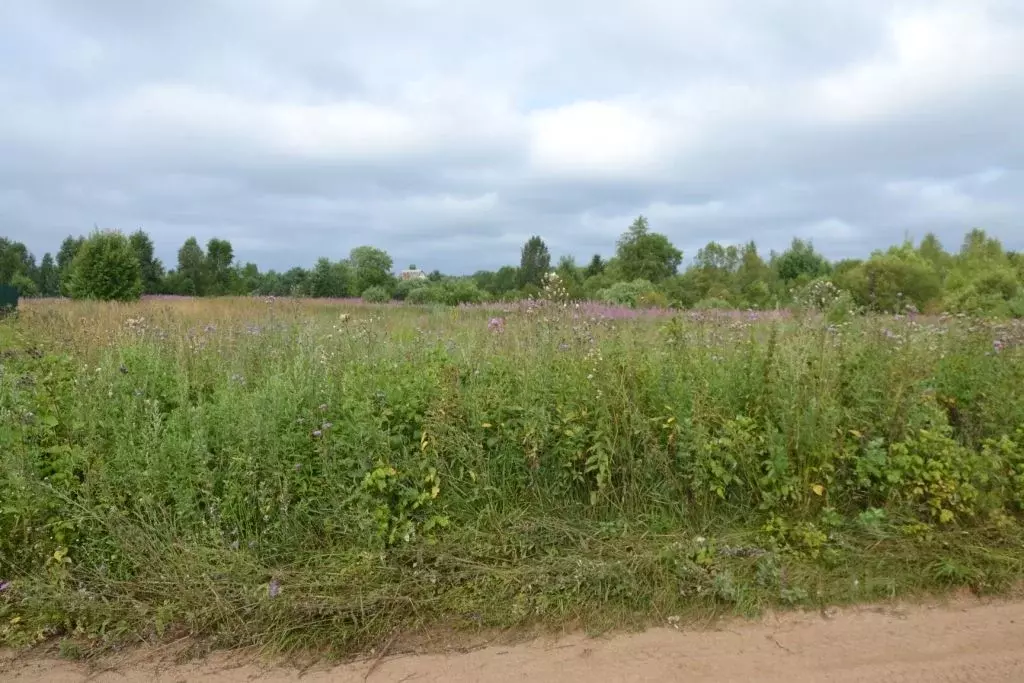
[2,0,1023,273]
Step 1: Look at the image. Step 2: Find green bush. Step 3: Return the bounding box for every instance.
[437,280,485,306]
[598,279,656,307]
[692,297,732,310]
[68,230,142,302]
[405,286,437,305]
[9,273,38,297]
[1009,294,1024,319]
[393,279,426,301]
[361,285,391,303]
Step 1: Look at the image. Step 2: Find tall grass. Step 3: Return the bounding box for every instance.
[3,298,1024,654]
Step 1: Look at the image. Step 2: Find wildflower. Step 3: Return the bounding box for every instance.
[294,463,303,472]
[487,317,505,333]
[312,429,323,438]
[0,580,10,592]
[321,422,333,430]
[230,540,240,551]
[318,403,329,412]
[994,339,1005,353]
[268,579,281,598]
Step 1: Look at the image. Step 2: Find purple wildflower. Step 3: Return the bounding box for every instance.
[488,317,505,333]
[994,339,1005,353]
[312,429,323,439]
[0,580,10,592]
[268,579,281,598]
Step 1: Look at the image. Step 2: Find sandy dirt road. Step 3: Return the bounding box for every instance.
[4,598,1024,682]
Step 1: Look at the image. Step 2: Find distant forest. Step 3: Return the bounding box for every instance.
[2,217,1023,316]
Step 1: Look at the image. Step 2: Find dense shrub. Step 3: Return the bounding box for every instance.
[360,285,391,303]
[9,273,38,297]
[68,230,142,302]
[692,297,732,310]
[598,278,657,307]
[405,285,436,304]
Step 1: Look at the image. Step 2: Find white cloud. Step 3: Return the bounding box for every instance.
[111,85,426,159]
[2,0,1024,273]
[812,4,1024,124]
[885,171,1016,221]
[798,218,861,243]
[528,101,680,179]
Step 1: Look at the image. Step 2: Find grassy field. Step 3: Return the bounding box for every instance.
[3,297,1024,656]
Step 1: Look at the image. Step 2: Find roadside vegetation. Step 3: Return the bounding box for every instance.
[3,296,1024,655]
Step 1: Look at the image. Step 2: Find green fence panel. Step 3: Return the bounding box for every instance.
[0,284,19,316]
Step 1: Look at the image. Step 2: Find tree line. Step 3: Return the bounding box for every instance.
[2,218,1023,316]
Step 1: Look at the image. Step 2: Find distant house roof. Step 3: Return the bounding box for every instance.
[400,269,427,280]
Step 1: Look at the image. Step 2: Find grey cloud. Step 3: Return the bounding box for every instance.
[1,0,1023,275]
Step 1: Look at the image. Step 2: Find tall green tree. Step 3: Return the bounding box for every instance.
[205,238,235,295]
[945,230,1020,315]
[774,238,831,283]
[235,262,262,295]
[689,241,741,303]
[176,237,208,296]
[129,230,165,294]
[308,257,353,298]
[734,241,774,307]
[281,266,310,296]
[959,228,1004,262]
[518,235,551,289]
[583,254,605,278]
[615,216,682,283]
[493,266,519,295]
[350,246,394,295]
[917,233,951,275]
[38,253,59,296]
[56,236,85,295]
[555,255,584,298]
[68,230,142,302]
[0,238,34,286]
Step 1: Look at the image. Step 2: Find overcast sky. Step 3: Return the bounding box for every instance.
[2,1,1023,273]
